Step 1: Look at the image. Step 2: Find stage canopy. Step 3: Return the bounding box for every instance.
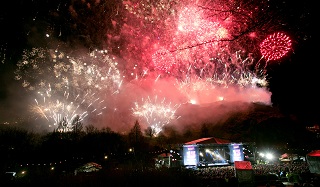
[184,137,231,145]
[307,150,320,157]
[306,150,320,174]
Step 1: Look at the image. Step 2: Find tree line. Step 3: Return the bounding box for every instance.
[1,112,318,174]
[0,119,219,173]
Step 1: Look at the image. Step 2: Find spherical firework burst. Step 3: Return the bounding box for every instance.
[260,32,292,61]
[14,47,65,93]
[116,0,274,96]
[11,0,285,132]
[117,0,274,80]
[117,1,232,80]
[69,49,123,95]
[132,95,181,136]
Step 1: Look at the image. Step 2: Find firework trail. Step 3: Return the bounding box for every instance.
[114,0,292,106]
[68,49,123,95]
[14,48,122,95]
[132,95,181,136]
[15,47,121,128]
[11,0,294,132]
[117,0,271,78]
[30,87,107,131]
[116,1,272,87]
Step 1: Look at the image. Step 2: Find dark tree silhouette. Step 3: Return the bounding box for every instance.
[85,124,99,134]
[200,123,210,138]
[128,120,144,149]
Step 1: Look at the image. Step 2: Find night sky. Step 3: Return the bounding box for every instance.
[0,0,317,133]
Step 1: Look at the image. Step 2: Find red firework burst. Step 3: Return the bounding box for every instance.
[260,32,292,61]
[152,48,175,73]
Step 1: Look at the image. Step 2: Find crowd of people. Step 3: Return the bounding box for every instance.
[180,162,317,186]
[184,162,310,178]
[1,157,318,187]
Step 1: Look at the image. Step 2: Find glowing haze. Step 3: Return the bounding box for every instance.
[12,0,294,134]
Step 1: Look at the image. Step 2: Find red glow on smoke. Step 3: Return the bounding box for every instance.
[249,32,257,38]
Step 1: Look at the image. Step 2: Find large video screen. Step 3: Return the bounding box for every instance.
[229,144,244,163]
[183,145,199,166]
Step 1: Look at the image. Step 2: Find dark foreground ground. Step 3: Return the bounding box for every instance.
[1,169,235,187]
[1,168,205,187]
[2,166,320,187]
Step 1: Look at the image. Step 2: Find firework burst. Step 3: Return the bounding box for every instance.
[132,95,181,136]
[9,0,295,132]
[31,89,107,131]
[15,47,121,128]
[260,32,292,61]
[14,48,123,95]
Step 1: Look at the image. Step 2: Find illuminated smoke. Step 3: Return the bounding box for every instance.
[132,95,181,136]
[11,0,295,132]
[15,48,121,128]
[30,86,107,130]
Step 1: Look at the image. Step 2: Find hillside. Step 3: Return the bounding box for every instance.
[174,101,315,148]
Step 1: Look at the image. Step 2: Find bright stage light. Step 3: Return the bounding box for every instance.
[265,153,274,160]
